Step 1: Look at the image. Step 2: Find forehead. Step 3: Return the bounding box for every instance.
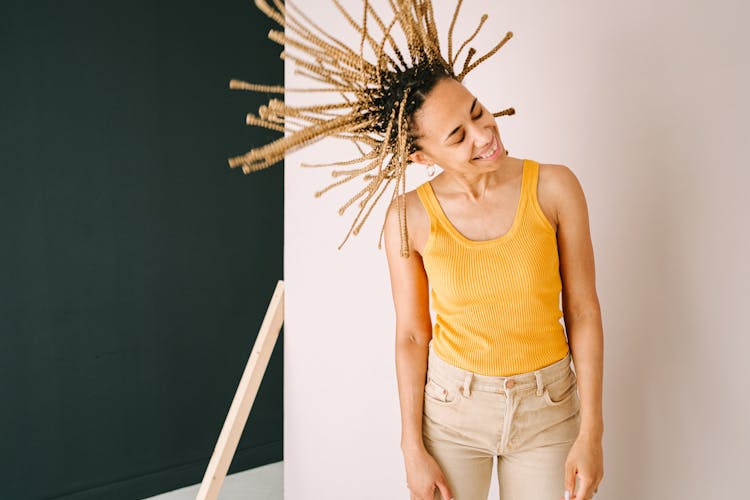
[414,79,476,139]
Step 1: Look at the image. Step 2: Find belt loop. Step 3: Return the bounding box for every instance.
[535,371,544,396]
[462,371,472,397]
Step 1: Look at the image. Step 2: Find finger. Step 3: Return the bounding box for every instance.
[563,463,576,499]
[574,474,594,499]
[436,480,454,500]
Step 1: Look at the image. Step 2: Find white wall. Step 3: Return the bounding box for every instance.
[283,1,750,498]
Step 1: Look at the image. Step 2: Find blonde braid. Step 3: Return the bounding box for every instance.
[229,0,517,256]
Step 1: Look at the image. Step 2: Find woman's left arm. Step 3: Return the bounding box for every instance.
[549,164,604,499]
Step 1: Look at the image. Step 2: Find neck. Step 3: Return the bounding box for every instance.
[439,154,520,200]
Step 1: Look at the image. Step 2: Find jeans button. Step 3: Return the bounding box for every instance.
[506,379,515,388]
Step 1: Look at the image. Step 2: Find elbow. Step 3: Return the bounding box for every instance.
[396,329,432,348]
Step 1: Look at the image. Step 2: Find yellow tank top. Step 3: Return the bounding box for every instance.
[415,158,569,376]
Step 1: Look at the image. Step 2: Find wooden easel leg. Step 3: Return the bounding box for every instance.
[196,279,285,500]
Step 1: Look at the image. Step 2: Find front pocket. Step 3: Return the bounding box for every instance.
[541,371,578,407]
[424,377,461,406]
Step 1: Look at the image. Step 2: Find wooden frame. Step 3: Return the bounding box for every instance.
[197,279,285,500]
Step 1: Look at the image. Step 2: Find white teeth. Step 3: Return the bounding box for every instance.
[475,143,497,160]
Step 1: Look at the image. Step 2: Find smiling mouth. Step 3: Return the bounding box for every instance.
[473,135,498,160]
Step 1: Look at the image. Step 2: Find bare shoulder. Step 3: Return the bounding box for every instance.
[384,186,430,257]
[536,162,586,228]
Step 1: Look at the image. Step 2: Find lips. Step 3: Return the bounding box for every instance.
[473,135,498,160]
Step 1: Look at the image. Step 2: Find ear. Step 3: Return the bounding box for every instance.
[408,150,434,166]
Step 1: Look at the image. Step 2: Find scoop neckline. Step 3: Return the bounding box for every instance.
[424,159,528,247]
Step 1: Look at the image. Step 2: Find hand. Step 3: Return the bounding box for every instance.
[403,445,454,500]
[559,433,604,499]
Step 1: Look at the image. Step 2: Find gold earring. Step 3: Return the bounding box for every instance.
[426,163,436,177]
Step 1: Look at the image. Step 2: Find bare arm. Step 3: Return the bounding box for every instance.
[383,195,434,452]
[553,164,604,439]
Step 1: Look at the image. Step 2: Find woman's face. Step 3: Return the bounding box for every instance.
[408,77,508,174]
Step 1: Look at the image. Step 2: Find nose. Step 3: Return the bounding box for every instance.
[467,121,492,146]
[472,128,493,150]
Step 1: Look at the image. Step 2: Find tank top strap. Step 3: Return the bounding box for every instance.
[522,158,538,201]
[415,181,445,229]
[523,159,557,233]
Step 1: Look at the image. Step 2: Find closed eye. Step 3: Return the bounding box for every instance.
[455,109,484,144]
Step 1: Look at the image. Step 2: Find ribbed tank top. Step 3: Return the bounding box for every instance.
[415,159,569,376]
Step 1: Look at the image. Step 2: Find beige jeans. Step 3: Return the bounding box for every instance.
[422,340,581,500]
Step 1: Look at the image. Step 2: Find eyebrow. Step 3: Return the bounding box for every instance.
[443,97,478,143]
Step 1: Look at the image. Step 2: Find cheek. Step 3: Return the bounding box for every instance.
[448,147,468,161]
[446,147,471,164]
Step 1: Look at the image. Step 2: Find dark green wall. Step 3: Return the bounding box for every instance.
[0,1,284,498]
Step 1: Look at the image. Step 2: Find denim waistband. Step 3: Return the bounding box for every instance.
[427,339,573,397]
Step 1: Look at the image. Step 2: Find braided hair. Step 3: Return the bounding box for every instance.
[228,0,515,257]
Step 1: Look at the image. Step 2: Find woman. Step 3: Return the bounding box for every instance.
[382,73,604,500]
[232,2,603,497]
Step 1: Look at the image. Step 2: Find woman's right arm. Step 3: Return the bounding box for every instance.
[383,196,454,500]
[383,197,433,452]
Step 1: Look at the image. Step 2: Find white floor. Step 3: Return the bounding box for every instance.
[143,461,283,500]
